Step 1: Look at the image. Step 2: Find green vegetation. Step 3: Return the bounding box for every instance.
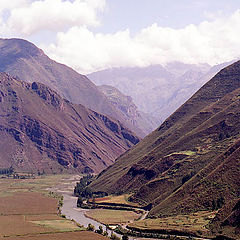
[122,234,129,240]
[86,223,95,231]
[84,209,141,225]
[166,150,196,157]
[0,166,14,175]
[95,225,103,234]
[127,211,216,236]
[74,174,94,198]
[110,232,120,240]
[30,219,83,231]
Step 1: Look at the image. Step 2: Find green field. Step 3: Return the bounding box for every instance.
[85,209,141,225]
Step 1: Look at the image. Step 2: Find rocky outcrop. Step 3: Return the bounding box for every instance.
[0,38,144,137]
[0,73,139,173]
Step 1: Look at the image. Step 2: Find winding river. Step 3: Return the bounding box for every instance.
[51,176,209,240]
[51,175,157,240]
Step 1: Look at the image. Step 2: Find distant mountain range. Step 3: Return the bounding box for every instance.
[0,38,145,137]
[0,73,139,174]
[88,61,236,122]
[98,85,160,135]
[90,61,240,238]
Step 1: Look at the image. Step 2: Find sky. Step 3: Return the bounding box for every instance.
[0,0,240,74]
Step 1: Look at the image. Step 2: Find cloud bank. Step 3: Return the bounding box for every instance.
[1,0,240,74]
[0,0,106,35]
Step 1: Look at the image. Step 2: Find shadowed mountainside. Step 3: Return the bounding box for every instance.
[0,38,144,137]
[90,61,240,238]
[0,73,139,174]
[98,85,160,135]
[88,63,210,121]
[88,61,236,122]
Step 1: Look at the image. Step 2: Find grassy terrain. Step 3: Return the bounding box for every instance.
[0,175,108,240]
[128,211,216,236]
[94,194,139,207]
[30,220,82,231]
[85,209,141,225]
[166,150,196,157]
[0,174,65,197]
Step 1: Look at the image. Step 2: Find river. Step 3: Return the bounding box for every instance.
[51,175,158,240]
[51,175,209,240]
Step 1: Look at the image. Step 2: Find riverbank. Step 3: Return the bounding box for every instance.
[56,175,214,240]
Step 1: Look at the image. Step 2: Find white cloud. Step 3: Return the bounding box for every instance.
[0,0,106,36]
[1,1,240,74]
[42,10,240,74]
[0,0,29,11]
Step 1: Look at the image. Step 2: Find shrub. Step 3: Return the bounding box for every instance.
[87,223,95,231]
[122,234,129,240]
[110,233,120,240]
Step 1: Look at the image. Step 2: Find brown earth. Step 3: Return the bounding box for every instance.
[0,177,108,240]
[0,73,139,173]
[0,192,57,215]
[3,231,108,240]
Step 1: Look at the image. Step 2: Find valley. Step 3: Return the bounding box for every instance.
[89,61,240,239]
[0,27,239,239]
[0,174,108,240]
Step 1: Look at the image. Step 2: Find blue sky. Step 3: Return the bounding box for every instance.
[0,0,240,73]
[97,0,240,33]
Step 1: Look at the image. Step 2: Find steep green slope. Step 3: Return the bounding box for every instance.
[90,61,240,238]
[91,61,240,190]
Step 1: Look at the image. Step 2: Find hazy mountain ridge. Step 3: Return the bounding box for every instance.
[90,61,240,238]
[88,61,236,122]
[87,63,210,120]
[0,38,144,137]
[98,85,160,135]
[0,72,139,174]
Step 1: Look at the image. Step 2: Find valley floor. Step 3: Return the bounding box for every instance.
[0,175,108,240]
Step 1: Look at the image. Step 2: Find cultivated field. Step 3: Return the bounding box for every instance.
[94,194,140,207]
[4,231,108,240]
[0,175,108,240]
[128,210,217,236]
[85,209,141,225]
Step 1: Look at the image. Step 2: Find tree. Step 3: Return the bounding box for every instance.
[122,234,129,240]
[87,223,95,231]
[96,225,103,234]
[110,233,120,240]
[77,196,83,207]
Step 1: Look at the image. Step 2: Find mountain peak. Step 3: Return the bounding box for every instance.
[0,38,43,61]
[0,38,144,137]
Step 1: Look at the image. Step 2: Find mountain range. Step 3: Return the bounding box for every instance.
[0,72,139,174]
[1,37,239,238]
[98,85,159,135]
[90,61,240,238]
[0,38,145,137]
[88,61,236,122]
